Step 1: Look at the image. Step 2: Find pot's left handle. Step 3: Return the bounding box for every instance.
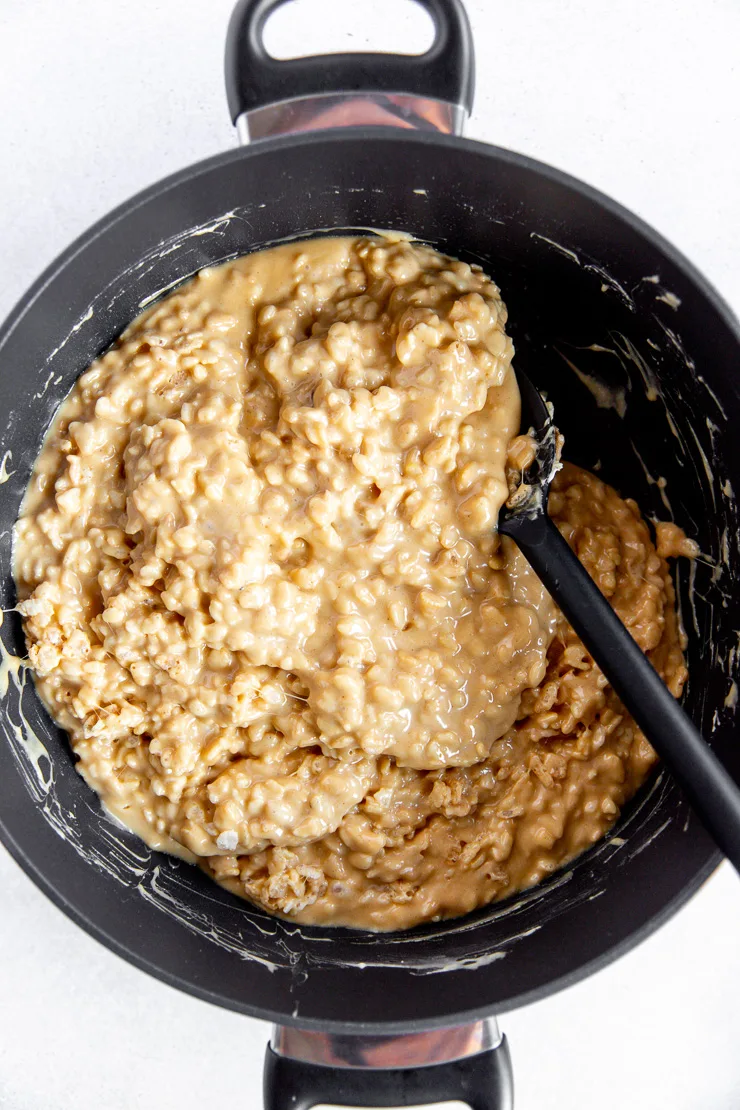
[263,1022,513,1110]
[225,0,474,141]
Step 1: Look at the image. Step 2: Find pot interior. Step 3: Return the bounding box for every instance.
[0,133,738,1029]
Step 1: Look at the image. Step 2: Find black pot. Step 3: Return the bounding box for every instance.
[1,2,739,1107]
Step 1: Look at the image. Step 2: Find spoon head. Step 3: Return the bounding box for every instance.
[501,365,563,524]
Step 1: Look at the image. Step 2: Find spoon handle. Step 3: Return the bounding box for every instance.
[500,509,740,873]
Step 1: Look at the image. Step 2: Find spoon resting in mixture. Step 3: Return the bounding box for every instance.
[501,367,740,874]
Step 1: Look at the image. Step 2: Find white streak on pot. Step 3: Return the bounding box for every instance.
[639,274,682,310]
[557,349,627,416]
[44,306,94,365]
[686,421,718,513]
[627,818,673,860]
[665,410,690,459]
[656,317,696,377]
[586,265,635,309]
[529,232,581,266]
[527,234,637,307]
[686,559,702,639]
[695,373,727,418]
[136,866,286,973]
[342,948,510,976]
[0,613,51,800]
[33,370,56,401]
[0,450,14,484]
[572,337,660,404]
[611,333,660,401]
[630,444,674,517]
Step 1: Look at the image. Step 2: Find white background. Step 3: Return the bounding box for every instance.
[1,1,740,1107]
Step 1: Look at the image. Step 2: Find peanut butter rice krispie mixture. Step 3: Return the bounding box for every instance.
[14,235,695,930]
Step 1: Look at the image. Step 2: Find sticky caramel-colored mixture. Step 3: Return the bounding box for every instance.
[14,236,691,930]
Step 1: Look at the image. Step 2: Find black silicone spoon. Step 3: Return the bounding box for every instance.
[499,368,740,873]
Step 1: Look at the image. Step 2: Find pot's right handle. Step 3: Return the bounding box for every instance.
[225,0,474,139]
[263,1028,513,1110]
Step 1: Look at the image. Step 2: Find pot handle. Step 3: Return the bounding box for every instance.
[225,0,474,140]
[263,1031,513,1110]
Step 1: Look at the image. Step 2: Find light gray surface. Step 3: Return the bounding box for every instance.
[1,1,739,1108]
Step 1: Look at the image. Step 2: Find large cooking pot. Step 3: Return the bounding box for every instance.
[1,2,739,1107]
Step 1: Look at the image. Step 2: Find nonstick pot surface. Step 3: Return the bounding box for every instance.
[1,130,738,1031]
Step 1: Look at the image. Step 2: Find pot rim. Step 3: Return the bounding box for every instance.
[0,126,735,1032]
[2,128,739,354]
